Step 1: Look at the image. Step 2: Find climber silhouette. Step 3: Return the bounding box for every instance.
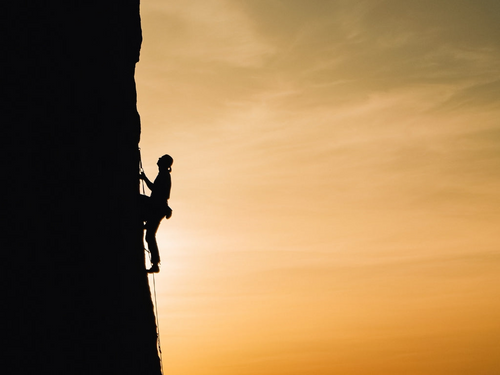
[139,154,173,273]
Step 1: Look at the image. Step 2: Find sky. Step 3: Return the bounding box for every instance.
[135,1,500,374]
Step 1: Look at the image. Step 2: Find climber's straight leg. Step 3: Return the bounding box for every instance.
[145,214,163,271]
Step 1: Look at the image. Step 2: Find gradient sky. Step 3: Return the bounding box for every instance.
[135,1,500,374]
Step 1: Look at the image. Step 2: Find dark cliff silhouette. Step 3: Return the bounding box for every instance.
[3,2,161,374]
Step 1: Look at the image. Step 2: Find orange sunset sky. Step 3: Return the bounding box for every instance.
[135,1,500,374]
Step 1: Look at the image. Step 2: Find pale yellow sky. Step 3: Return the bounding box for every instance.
[135,1,500,374]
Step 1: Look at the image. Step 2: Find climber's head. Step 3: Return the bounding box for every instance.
[158,154,173,172]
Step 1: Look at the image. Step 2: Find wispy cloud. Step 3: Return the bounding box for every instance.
[142,0,275,67]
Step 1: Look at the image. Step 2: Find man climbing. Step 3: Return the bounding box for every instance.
[139,154,173,273]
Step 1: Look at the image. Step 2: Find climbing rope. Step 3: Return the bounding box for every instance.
[146,248,164,375]
[138,147,146,195]
[151,271,164,375]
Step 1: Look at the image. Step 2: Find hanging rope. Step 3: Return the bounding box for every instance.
[151,272,164,375]
[145,246,164,374]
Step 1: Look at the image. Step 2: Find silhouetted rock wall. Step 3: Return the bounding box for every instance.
[3,2,161,374]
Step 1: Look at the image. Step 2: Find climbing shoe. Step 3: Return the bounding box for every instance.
[147,264,160,273]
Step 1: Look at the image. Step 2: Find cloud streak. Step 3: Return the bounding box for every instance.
[142,0,275,67]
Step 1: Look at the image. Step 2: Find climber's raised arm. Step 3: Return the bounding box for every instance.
[139,172,155,191]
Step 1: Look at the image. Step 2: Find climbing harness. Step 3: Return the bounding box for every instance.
[141,148,164,375]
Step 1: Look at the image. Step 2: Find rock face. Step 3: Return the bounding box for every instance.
[4,2,161,374]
